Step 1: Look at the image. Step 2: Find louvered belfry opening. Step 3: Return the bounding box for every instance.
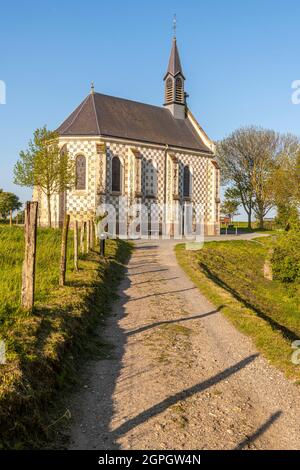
[165,77,173,104]
[175,77,184,103]
[112,156,121,192]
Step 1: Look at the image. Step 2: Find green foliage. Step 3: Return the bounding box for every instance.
[0,191,22,219]
[271,231,300,283]
[275,203,299,230]
[221,187,240,220]
[217,127,300,228]
[13,126,75,227]
[0,225,74,319]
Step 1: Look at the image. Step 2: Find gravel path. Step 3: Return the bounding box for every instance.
[69,237,300,450]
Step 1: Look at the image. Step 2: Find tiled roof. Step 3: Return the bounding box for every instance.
[57,92,212,153]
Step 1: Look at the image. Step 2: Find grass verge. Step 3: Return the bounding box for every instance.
[0,225,132,449]
[175,238,300,383]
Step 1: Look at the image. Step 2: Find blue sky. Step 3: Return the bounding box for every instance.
[1,0,300,217]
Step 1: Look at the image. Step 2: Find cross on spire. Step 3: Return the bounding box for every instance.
[173,14,177,39]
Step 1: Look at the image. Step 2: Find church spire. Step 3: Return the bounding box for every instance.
[164,37,185,80]
[164,20,186,119]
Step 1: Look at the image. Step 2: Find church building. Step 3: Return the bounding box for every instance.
[35,37,220,236]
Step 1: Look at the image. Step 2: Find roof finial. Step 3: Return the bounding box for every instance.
[90,81,95,95]
[172,14,177,39]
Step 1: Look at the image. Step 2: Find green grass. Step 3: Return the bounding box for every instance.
[175,237,300,383]
[0,225,132,449]
[0,226,75,317]
[220,220,279,234]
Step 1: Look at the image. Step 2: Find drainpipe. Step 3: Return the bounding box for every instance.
[164,144,169,235]
[164,144,169,206]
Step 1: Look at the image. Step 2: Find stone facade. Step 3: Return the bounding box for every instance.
[34,136,220,235]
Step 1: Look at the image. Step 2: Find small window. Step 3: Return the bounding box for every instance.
[112,156,121,192]
[183,165,190,198]
[75,155,86,190]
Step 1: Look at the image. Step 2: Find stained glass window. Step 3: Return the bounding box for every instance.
[112,156,121,192]
[76,155,86,190]
[183,165,190,198]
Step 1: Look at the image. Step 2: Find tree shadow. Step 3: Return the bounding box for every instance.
[132,277,179,286]
[127,306,224,337]
[127,286,197,302]
[235,411,282,449]
[128,268,169,276]
[200,263,300,342]
[111,354,258,440]
[134,245,159,250]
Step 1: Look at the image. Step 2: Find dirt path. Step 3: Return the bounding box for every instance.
[69,238,300,450]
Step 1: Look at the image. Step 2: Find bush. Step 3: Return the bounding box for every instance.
[271,231,300,283]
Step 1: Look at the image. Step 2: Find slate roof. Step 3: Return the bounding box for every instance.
[164,38,185,79]
[57,92,212,154]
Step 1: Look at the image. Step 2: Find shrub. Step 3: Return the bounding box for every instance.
[271,231,300,283]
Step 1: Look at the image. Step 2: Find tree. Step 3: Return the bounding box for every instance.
[14,126,75,227]
[270,136,300,230]
[275,203,299,230]
[221,187,240,222]
[216,127,295,229]
[0,190,22,219]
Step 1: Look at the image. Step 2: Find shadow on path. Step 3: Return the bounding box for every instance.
[127,306,224,337]
[111,354,258,440]
[235,411,282,449]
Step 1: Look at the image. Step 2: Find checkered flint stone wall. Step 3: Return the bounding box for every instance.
[33,138,220,235]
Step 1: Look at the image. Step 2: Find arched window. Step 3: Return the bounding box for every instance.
[75,155,86,190]
[175,77,184,103]
[112,156,121,192]
[165,77,173,104]
[146,159,157,197]
[183,165,190,198]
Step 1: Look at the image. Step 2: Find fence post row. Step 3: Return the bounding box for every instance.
[80,221,85,254]
[21,201,38,311]
[86,221,90,253]
[90,220,95,250]
[74,220,78,272]
[59,214,70,287]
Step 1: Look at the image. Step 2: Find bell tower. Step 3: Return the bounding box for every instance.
[164,34,186,119]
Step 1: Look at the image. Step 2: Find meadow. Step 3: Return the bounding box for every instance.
[0,225,131,448]
[0,225,74,318]
[176,236,300,383]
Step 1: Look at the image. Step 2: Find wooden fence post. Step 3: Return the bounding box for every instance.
[10,210,13,227]
[59,214,70,287]
[100,237,105,257]
[86,220,90,253]
[74,220,78,272]
[90,219,95,250]
[80,221,85,254]
[21,201,38,311]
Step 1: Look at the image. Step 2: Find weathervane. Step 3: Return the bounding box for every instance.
[173,14,177,39]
